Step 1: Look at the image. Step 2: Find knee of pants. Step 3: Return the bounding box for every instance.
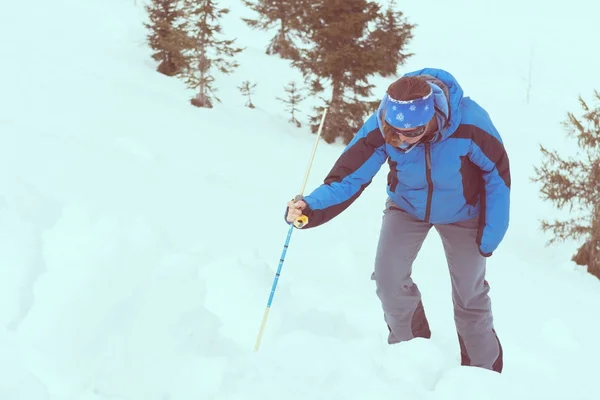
[374,274,420,303]
[453,279,491,309]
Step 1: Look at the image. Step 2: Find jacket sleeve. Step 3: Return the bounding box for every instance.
[293,113,388,229]
[467,126,511,257]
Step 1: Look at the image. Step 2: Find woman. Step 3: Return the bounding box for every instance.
[285,68,510,373]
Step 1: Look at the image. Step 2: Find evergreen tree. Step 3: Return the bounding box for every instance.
[241,0,308,59]
[183,0,244,108]
[531,90,600,279]
[277,81,306,127]
[293,0,415,143]
[367,1,416,76]
[144,0,191,76]
[238,81,257,108]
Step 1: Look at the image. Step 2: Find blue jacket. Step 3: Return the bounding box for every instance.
[296,68,511,257]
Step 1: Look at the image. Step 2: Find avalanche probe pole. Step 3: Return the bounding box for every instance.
[254,107,329,352]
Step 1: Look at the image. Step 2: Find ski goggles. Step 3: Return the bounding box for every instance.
[389,123,428,138]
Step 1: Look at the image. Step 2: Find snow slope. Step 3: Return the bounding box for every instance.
[1,0,599,399]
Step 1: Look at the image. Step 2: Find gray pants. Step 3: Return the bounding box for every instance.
[372,198,503,372]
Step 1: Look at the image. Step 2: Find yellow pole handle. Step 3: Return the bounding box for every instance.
[293,215,308,228]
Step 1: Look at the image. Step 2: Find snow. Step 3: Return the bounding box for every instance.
[1,0,600,399]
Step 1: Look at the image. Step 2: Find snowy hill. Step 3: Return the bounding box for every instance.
[1,0,600,399]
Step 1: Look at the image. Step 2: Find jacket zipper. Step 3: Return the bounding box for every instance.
[424,142,433,222]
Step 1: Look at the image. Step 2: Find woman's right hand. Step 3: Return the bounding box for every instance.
[286,199,307,223]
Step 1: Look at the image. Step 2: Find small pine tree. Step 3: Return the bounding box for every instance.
[239,81,257,108]
[241,0,308,59]
[531,90,600,279]
[183,0,244,108]
[293,0,415,143]
[367,1,416,76]
[277,81,306,127]
[144,0,191,76]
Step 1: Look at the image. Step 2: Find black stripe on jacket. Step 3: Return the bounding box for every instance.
[301,127,385,228]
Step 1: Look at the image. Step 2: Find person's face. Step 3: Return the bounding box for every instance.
[391,118,434,145]
[396,129,425,145]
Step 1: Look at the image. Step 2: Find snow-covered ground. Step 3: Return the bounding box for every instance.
[1,0,599,399]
